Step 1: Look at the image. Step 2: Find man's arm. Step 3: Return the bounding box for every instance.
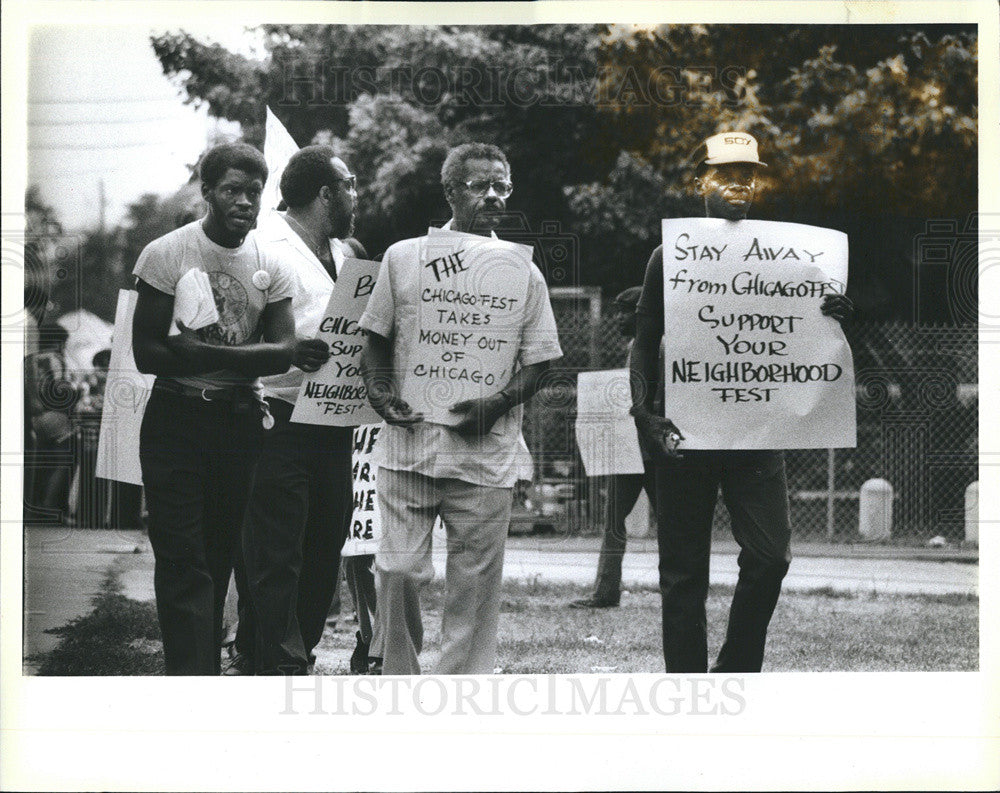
[629,313,663,415]
[449,359,552,438]
[630,246,683,458]
[360,330,423,426]
[132,278,305,378]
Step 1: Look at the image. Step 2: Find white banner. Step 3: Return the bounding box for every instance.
[399,228,532,426]
[95,290,154,485]
[291,258,382,427]
[575,369,644,476]
[345,423,382,556]
[660,218,856,449]
[263,106,300,212]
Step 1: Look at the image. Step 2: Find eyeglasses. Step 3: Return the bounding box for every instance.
[461,179,513,198]
[331,175,357,192]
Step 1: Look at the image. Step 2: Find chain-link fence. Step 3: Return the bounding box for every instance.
[522,292,978,545]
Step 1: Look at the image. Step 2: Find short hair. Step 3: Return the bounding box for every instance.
[280,145,340,209]
[613,286,643,309]
[199,142,268,189]
[440,143,510,187]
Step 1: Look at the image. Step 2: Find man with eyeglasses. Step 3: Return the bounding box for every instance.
[230,145,369,675]
[359,142,562,674]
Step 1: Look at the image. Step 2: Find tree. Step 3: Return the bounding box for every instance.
[150,23,978,320]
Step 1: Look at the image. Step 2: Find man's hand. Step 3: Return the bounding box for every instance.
[821,294,854,325]
[165,320,208,366]
[370,391,424,428]
[449,393,508,438]
[631,406,685,460]
[292,339,330,373]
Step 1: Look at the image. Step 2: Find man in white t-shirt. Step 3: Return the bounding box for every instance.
[359,143,562,674]
[132,142,327,675]
[235,145,368,675]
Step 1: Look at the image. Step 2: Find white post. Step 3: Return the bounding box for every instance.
[859,478,893,540]
[965,481,979,544]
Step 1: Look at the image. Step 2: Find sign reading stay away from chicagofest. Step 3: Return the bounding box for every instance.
[660,218,856,449]
[401,228,532,426]
[291,258,383,427]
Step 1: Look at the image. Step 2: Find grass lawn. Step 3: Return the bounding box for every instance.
[33,574,976,675]
[317,581,978,674]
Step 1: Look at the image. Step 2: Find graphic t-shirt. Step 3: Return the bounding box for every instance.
[133,220,295,389]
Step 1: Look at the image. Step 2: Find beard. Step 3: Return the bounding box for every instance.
[332,210,355,241]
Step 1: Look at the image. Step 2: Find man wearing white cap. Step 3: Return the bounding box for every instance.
[629,131,852,673]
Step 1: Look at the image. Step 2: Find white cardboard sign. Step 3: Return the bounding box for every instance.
[291,258,383,427]
[399,228,532,426]
[344,423,382,557]
[95,290,154,485]
[575,369,645,476]
[660,218,856,449]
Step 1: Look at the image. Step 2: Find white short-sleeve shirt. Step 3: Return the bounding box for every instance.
[255,210,352,405]
[359,221,562,488]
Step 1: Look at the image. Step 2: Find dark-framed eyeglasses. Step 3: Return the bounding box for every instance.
[331,175,357,192]
[461,179,513,198]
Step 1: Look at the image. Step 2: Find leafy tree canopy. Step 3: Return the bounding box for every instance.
[149,23,976,320]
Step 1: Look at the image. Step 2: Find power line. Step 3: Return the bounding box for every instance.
[28,115,181,127]
[29,139,185,151]
[29,96,182,105]
[27,162,145,174]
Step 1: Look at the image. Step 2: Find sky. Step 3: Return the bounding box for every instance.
[27,26,250,232]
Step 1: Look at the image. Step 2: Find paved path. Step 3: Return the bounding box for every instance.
[22,528,149,672]
[501,547,978,597]
[21,526,979,671]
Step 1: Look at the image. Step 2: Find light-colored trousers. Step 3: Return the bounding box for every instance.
[375,468,512,675]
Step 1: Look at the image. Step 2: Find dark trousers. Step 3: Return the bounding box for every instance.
[139,387,263,675]
[655,450,791,673]
[240,398,353,675]
[593,464,657,603]
[344,554,378,647]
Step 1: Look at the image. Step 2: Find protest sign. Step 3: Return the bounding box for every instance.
[660,218,856,449]
[345,423,382,556]
[95,290,154,485]
[400,228,532,426]
[291,257,383,427]
[575,369,645,476]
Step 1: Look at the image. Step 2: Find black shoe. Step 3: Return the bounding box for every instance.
[368,657,383,676]
[350,631,370,674]
[568,596,619,609]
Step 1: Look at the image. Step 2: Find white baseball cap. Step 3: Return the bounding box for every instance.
[694,131,767,168]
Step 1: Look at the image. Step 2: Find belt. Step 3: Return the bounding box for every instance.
[152,379,256,404]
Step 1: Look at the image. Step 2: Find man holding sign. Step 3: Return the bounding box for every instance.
[359,143,562,674]
[630,132,853,673]
[236,146,369,676]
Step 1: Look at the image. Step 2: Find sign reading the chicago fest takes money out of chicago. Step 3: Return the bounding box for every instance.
[401,228,532,426]
[660,218,856,449]
[291,258,383,427]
